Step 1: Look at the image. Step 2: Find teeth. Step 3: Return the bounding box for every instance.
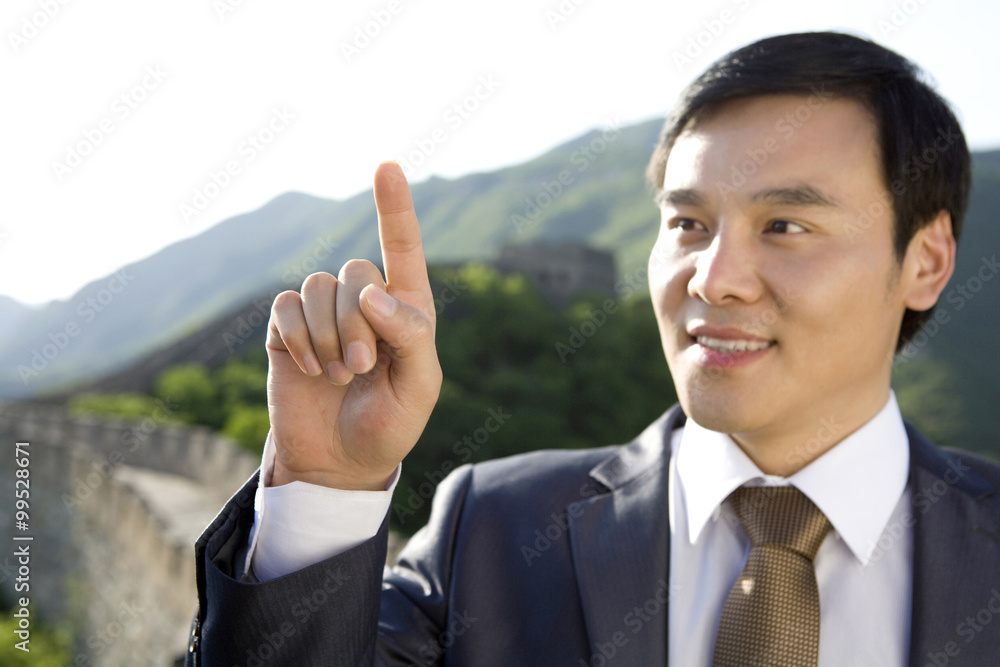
[696,336,773,353]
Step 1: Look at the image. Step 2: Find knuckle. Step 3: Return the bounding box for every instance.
[396,311,434,349]
[310,322,343,354]
[301,271,337,293]
[411,315,434,341]
[381,238,422,254]
[338,258,380,283]
[271,290,302,313]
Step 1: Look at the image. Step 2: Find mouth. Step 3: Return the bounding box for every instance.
[684,326,776,368]
[693,336,775,353]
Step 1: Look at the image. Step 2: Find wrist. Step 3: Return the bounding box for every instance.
[270,463,393,491]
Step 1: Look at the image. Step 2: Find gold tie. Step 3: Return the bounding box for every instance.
[712,486,832,667]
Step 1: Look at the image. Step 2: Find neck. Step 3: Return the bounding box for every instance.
[729,387,891,477]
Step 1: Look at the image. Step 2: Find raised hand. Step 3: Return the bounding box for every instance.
[264,161,442,491]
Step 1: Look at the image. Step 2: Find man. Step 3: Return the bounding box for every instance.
[187,32,1000,665]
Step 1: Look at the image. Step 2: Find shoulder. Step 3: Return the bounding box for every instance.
[941,447,1000,482]
[906,421,1000,506]
[467,444,621,500]
[449,405,682,518]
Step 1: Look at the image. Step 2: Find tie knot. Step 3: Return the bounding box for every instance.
[730,486,831,561]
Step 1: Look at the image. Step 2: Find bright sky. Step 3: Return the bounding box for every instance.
[3,0,998,306]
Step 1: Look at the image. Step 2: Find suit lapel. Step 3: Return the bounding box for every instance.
[568,406,683,665]
[565,409,1000,665]
[906,424,1000,666]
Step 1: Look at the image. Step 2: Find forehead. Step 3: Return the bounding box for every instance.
[663,95,883,198]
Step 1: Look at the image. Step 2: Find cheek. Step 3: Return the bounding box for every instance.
[649,260,693,363]
[781,269,889,362]
[649,257,684,316]
[649,233,688,302]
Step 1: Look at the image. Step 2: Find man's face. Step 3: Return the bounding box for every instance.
[649,94,908,452]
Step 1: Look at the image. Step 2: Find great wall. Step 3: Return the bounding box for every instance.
[0,400,258,665]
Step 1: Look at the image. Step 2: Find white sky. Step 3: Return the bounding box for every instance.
[3,0,998,305]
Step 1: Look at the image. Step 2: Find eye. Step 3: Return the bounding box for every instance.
[767,219,807,234]
[670,217,708,233]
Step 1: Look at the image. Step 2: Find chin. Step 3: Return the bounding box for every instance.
[677,380,764,435]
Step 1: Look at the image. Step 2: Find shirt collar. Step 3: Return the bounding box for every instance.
[676,392,909,566]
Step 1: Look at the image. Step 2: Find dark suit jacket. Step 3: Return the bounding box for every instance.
[186,406,1000,666]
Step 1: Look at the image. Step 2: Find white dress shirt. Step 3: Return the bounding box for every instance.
[669,393,912,665]
[244,393,913,664]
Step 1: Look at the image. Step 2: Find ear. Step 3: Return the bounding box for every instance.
[901,209,956,312]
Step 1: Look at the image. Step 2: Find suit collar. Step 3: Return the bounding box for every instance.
[906,422,995,499]
[589,405,685,491]
[567,405,683,665]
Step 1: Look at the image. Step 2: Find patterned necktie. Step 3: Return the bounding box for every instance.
[712,486,833,667]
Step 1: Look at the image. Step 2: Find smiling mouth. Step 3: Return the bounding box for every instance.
[694,336,775,353]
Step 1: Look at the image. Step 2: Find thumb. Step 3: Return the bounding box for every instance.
[359,283,440,394]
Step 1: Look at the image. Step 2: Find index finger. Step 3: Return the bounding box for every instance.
[373,161,434,316]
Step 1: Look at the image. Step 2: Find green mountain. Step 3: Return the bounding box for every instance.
[0,119,663,400]
[0,295,33,347]
[0,124,997,457]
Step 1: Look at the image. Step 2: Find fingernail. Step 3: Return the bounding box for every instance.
[346,342,374,373]
[366,287,397,318]
[327,361,353,385]
[303,353,322,376]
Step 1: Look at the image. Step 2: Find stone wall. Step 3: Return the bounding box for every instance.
[0,402,258,666]
[495,241,617,305]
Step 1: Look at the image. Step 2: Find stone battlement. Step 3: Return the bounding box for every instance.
[0,401,258,666]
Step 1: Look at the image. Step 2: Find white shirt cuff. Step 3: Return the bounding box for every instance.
[242,429,400,582]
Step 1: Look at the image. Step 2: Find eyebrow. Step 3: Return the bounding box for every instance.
[750,186,840,208]
[655,188,706,208]
[655,185,840,209]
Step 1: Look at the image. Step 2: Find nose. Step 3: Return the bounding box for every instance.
[687,225,763,305]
